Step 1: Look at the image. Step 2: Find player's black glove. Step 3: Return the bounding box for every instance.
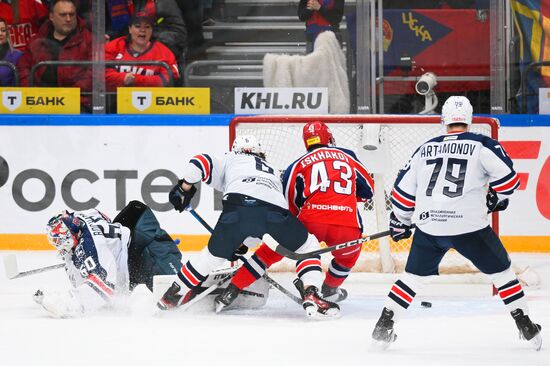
[389,212,412,241]
[169,179,197,212]
[230,244,249,262]
[486,187,509,213]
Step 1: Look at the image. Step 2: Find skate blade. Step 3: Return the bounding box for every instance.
[215,302,225,314]
[304,305,341,319]
[530,333,542,351]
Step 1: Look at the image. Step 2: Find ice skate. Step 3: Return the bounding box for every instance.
[157,281,196,310]
[321,283,348,303]
[214,283,241,313]
[511,309,542,351]
[371,307,397,350]
[294,279,340,318]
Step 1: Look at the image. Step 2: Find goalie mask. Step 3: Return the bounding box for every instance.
[441,96,473,126]
[46,211,81,254]
[232,135,264,157]
[303,121,335,149]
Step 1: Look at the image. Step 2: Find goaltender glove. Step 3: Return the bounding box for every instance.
[169,179,197,212]
[486,187,509,213]
[389,212,412,241]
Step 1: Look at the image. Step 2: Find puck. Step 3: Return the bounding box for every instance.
[421,301,432,308]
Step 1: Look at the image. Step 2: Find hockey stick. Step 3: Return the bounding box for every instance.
[261,273,302,304]
[178,274,233,311]
[185,207,302,305]
[3,254,64,280]
[262,230,392,261]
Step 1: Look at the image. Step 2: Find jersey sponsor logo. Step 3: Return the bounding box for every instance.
[308,203,353,213]
[118,87,210,114]
[234,87,328,114]
[0,88,80,114]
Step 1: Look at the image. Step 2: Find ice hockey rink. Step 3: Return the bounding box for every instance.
[1,251,548,366]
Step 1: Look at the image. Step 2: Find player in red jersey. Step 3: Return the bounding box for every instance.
[105,13,179,90]
[215,121,374,312]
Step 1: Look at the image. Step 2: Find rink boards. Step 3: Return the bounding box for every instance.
[0,115,549,252]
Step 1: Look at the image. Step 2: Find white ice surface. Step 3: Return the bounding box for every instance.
[1,251,548,366]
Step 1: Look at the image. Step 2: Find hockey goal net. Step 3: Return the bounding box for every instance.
[229,115,500,275]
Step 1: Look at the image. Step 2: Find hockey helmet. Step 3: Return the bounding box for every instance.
[232,135,263,155]
[441,96,473,126]
[302,121,335,149]
[46,211,80,254]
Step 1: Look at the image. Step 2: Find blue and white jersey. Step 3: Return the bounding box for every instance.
[391,131,519,236]
[182,151,288,209]
[63,209,131,312]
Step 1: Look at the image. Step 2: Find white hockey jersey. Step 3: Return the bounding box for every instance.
[63,209,131,312]
[391,131,519,236]
[182,151,288,209]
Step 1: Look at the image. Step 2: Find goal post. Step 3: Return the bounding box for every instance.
[229,114,500,275]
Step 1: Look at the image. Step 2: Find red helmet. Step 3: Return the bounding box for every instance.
[302,121,335,149]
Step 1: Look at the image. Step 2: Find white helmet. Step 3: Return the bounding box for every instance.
[441,96,473,126]
[46,211,80,254]
[232,135,263,155]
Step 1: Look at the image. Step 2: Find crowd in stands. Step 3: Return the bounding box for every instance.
[0,0,208,93]
[0,0,499,113]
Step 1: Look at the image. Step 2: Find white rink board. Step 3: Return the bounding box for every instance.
[0,125,228,234]
[0,125,549,237]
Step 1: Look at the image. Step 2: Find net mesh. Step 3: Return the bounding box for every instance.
[231,116,497,274]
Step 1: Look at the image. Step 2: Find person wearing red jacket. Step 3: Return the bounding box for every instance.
[0,0,49,51]
[105,13,180,90]
[16,0,92,111]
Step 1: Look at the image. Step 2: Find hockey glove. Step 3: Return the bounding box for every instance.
[169,179,197,212]
[486,188,509,213]
[389,212,412,241]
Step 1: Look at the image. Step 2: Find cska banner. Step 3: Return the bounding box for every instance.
[382,8,490,95]
[511,0,550,113]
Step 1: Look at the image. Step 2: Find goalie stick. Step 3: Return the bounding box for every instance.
[3,254,64,279]
[262,230,391,261]
[186,207,302,305]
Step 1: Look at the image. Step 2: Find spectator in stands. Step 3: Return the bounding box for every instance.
[128,0,187,72]
[0,0,49,51]
[0,17,23,86]
[298,0,344,54]
[17,0,92,112]
[105,13,180,90]
[175,0,206,63]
